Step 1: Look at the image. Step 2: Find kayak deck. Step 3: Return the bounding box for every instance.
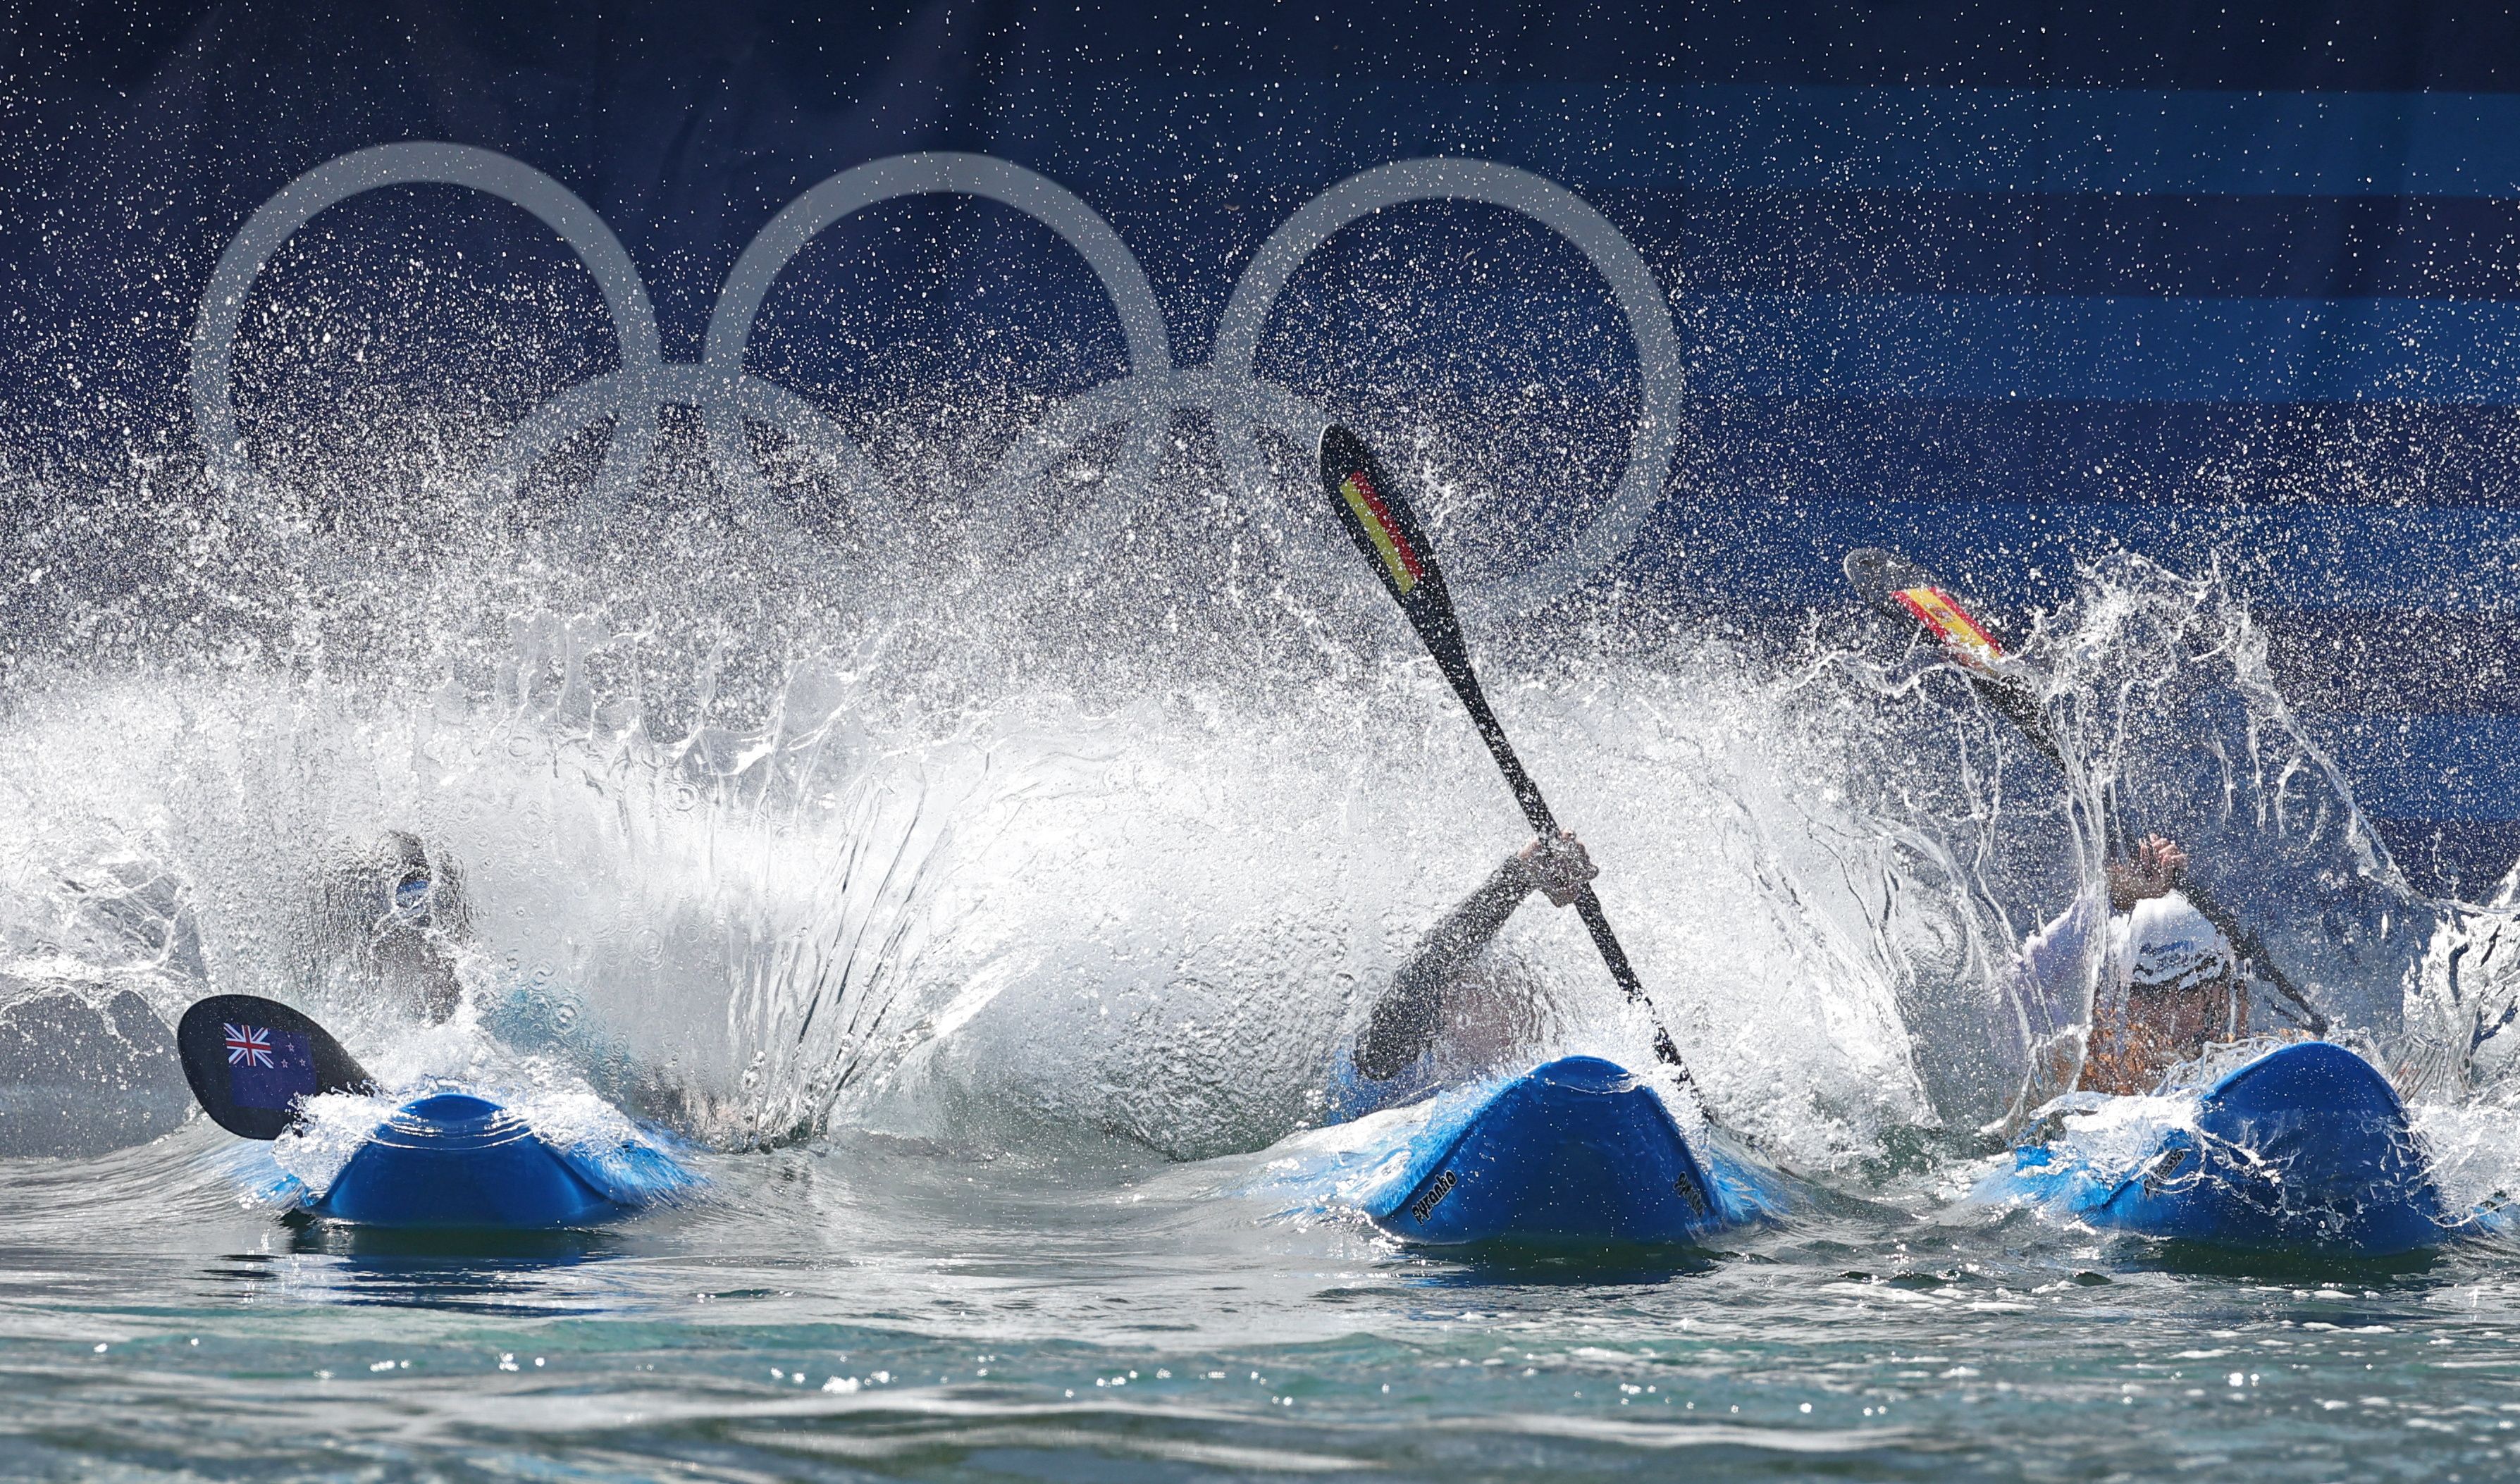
[1997,1041,2456,1257]
[1354,1056,1781,1247]
[297,1091,696,1230]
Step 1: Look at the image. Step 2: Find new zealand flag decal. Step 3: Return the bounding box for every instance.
[224,1023,316,1110]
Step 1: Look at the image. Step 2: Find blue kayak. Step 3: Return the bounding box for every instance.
[1994,1041,2467,1257]
[286,1090,698,1230]
[1345,1055,1784,1247]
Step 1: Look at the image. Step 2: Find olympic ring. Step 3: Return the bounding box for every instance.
[190,143,665,508]
[1211,159,1686,611]
[190,145,1686,612]
[696,152,1174,520]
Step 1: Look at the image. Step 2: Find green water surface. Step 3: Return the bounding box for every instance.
[4,1123,2517,1482]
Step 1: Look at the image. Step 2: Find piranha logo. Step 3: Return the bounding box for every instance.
[1412,1169,1459,1223]
[190,145,1689,614]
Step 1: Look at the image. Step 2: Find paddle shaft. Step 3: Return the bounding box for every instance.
[1316,425,1696,1089]
[1433,653,1697,1085]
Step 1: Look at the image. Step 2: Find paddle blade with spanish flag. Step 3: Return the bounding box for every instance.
[1843,548,2009,676]
[1843,546,2061,765]
[1318,426,1458,639]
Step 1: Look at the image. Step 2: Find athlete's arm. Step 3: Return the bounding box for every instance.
[2108,834,2187,912]
[1352,832,1598,1080]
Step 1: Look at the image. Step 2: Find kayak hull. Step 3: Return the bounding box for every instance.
[2005,1042,2452,1257]
[1361,1056,1777,1247]
[307,1092,675,1230]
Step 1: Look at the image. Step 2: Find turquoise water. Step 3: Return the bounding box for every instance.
[8,1122,2520,1480]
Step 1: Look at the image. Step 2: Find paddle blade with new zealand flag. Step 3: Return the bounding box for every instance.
[175,994,376,1139]
[1317,426,1471,678]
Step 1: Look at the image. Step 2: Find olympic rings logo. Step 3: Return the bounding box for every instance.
[190,144,1685,612]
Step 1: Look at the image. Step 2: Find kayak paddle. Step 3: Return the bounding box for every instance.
[1316,425,1698,1092]
[175,994,377,1139]
[1843,548,2329,1036]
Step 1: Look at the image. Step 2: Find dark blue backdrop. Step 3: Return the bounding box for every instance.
[11,2,2520,892]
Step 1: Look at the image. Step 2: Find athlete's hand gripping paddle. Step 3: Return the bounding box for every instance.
[1316,425,1698,1092]
[1843,548,2328,1036]
[176,994,377,1139]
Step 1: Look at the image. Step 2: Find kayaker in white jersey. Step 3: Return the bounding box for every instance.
[1326,830,1602,1122]
[2011,832,2252,1103]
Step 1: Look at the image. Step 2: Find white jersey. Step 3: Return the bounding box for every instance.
[2004,888,2236,1108]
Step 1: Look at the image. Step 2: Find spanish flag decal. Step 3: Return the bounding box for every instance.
[1894,585,2004,671]
[1337,469,1425,597]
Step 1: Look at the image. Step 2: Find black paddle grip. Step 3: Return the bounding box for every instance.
[1450,658,1696,1084]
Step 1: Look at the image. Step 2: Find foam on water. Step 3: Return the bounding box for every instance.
[11,338,2520,1484]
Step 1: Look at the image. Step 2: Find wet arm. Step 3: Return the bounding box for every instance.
[1352,858,1533,1081]
[2003,886,2108,1114]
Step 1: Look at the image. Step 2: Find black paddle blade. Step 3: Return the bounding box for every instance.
[1317,426,1466,653]
[175,994,375,1140]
